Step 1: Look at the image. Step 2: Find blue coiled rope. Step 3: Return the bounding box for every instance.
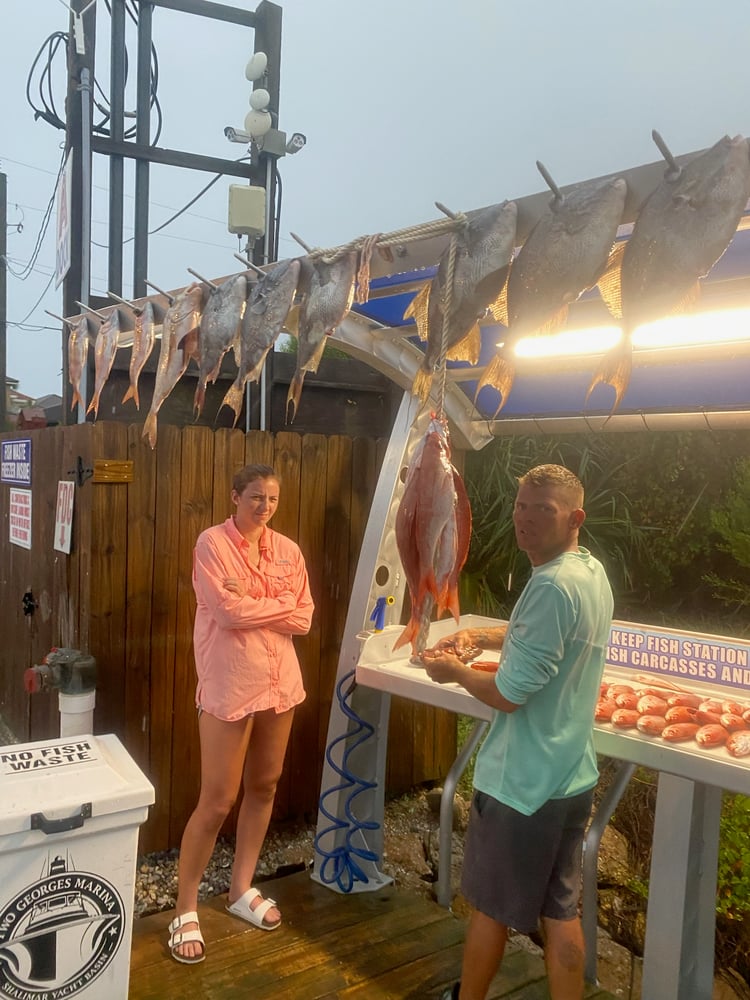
[314,669,380,892]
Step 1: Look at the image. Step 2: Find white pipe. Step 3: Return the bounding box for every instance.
[59,690,96,737]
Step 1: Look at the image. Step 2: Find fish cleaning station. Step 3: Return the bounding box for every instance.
[302,134,750,1000]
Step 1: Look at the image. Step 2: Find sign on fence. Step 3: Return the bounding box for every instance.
[9,489,32,550]
[1,440,31,487]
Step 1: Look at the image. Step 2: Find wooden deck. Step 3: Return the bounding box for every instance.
[128,870,619,999]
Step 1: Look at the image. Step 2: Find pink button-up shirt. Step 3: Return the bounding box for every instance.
[192,517,314,721]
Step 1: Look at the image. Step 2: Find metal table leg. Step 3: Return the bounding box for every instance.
[437,719,488,907]
[583,760,637,984]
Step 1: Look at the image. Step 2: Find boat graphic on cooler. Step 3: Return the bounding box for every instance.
[0,854,123,995]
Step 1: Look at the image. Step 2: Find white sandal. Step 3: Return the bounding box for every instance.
[226,887,281,931]
[168,910,206,964]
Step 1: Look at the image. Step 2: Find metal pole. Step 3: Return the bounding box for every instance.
[76,68,93,423]
[108,0,126,297]
[133,1,153,297]
[62,0,96,421]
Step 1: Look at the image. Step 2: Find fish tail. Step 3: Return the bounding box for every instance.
[220,383,244,427]
[585,340,633,415]
[121,383,140,409]
[86,393,99,419]
[411,366,433,404]
[70,387,83,411]
[142,412,158,450]
[442,584,461,625]
[194,381,206,419]
[474,353,516,415]
[392,617,418,653]
[286,371,306,424]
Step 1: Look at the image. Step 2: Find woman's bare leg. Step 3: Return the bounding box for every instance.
[228,707,295,925]
[172,711,253,959]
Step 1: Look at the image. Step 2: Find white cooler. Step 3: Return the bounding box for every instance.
[0,733,155,1000]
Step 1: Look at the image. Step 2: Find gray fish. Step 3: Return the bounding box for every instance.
[86,308,121,419]
[588,132,750,410]
[286,251,358,423]
[476,173,627,412]
[122,300,156,410]
[220,258,301,426]
[405,200,518,404]
[194,272,248,417]
[142,284,203,449]
[68,315,92,411]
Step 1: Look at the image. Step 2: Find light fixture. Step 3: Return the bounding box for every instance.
[245,51,268,82]
[507,307,750,360]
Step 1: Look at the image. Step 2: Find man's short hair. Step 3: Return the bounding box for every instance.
[518,464,584,508]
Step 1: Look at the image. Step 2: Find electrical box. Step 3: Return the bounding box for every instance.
[228,184,266,237]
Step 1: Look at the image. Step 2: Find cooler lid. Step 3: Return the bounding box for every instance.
[0,733,155,839]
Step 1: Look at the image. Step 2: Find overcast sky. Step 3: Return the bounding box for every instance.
[3,0,750,399]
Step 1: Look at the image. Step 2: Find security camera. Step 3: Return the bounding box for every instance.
[224,126,253,144]
[286,132,307,155]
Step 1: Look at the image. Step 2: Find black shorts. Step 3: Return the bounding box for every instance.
[460,786,594,933]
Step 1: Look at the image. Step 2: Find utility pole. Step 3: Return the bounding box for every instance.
[249,1,282,267]
[61,0,96,422]
[0,173,7,429]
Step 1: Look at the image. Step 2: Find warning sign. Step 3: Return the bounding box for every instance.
[0,740,97,774]
[54,480,75,553]
[9,488,32,550]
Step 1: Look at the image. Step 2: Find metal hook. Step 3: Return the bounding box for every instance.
[536,160,564,202]
[145,279,175,305]
[186,267,219,291]
[651,130,681,178]
[107,290,143,315]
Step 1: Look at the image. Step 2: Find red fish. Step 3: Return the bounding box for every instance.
[393,417,472,656]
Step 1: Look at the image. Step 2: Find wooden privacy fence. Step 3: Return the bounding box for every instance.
[0,423,457,853]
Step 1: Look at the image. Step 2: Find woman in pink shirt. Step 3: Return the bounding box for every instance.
[168,463,314,964]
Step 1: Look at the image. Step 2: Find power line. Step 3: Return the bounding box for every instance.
[7,271,56,327]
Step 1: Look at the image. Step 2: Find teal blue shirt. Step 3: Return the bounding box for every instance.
[473,547,613,816]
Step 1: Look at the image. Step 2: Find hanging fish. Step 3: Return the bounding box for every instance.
[86,308,121,419]
[193,272,248,418]
[220,258,301,426]
[405,200,518,404]
[587,132,750,411]
[393,416,472,657]
[68,315,92,411]
[142,284,203,449]
[122,300,156,410]
[475,169,627,413]
[286,250,358,423]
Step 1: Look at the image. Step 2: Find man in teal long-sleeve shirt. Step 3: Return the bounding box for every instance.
[424,464,613,1000]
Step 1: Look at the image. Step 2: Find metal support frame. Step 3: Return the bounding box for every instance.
[641,774,722,1000]
[312,391,429,892]
[582,760,637,984]
[436,719,487,907]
